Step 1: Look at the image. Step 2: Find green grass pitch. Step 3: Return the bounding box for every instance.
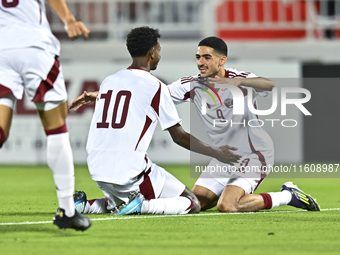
[0,165,339,255]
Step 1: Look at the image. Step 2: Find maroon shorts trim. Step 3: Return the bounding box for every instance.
[32,56,60,102]
[139,168,156,200]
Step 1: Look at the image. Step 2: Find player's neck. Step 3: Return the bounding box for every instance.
[130,58,150,72]
[216,68,226,78]
[205,69,225,92]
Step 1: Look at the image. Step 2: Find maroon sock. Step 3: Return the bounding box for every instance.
[260,193,273,209]
[0,127,6,148]
[45,123,67,136]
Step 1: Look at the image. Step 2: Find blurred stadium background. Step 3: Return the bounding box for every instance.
[1,0,339,165]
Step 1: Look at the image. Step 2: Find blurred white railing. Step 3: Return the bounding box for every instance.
[47,0,340,40]
[47,0,212,40]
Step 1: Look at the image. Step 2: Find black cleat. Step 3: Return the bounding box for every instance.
[53,208,92,231]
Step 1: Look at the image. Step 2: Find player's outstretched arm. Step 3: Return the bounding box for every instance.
[46,0,90,40]
[69,91,98,111]
[168,124,241,165]
[208,77,275,92]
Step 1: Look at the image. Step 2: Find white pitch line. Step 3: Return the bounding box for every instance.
[0,220,51,226]
[91,207,340,221]
[1,208,339,226]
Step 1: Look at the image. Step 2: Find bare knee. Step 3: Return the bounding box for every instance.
[217,185,246,212]
[217,201,239,213]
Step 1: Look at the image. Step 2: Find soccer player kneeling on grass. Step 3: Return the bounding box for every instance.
[167,36,320,213]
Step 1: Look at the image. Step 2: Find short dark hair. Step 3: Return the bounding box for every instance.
[126,26,161,57]
[198,36,228,57]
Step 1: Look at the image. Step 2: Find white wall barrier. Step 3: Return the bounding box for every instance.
[0,60,302,164]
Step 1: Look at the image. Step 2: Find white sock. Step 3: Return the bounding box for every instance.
[141,197,192,214]
[83,198,108,214]
[268,190,292,209]
[47,133,75,217]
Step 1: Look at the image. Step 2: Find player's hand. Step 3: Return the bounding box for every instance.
[65,21,90,40]
[214,145,242,165]
[208,77,243,91]
[69,91,98,111]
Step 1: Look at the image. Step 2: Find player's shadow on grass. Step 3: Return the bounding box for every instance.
[0,212,53,217]
[0,225,83,235]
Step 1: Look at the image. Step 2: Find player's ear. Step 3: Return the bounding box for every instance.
[220,56,227,66]
[149,47,155,60]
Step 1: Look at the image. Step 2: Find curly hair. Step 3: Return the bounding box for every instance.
[198,36,228,57]
[126,26,161,57]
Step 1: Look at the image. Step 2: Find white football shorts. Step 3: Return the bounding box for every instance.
[195,152,274,195]
[0,48,67,108]
[96,162,186,210]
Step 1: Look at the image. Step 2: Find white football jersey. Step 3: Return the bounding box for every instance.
[87,67,182,185]
[0,0,60,55]
[168,68,274,160]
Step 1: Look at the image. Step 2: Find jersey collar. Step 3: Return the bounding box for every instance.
[127,66,148,72]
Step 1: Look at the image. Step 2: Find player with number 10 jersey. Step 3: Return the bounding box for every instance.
[87,67,182,185]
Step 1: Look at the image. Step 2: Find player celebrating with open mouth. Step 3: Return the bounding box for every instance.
[168,36,319,213]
